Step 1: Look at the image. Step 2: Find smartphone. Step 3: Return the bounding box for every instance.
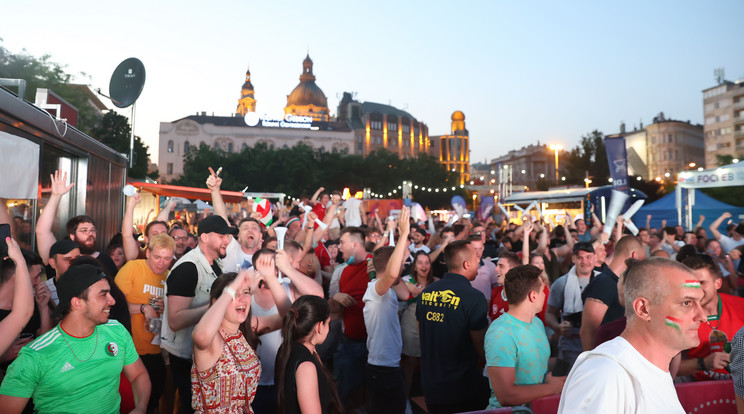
[0,223,10,258]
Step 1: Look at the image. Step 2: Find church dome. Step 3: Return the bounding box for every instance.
[451,110,465,121]
[241,68,254,97]
[286,54,328,108]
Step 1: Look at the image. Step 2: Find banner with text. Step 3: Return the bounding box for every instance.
[605,137,629,192]
[678,165,744,188]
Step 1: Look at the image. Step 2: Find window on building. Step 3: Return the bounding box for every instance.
[228,143,233,153]
[167,163,173,175]
[213,142,220,150]
[242,143,248,151]
[167,140,174,153]
[184,141,190,153]
[200,141,206,147]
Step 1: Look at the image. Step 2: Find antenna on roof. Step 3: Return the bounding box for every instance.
[715,68,725,85]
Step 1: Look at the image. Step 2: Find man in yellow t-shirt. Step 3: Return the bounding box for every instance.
[115,233,174,413]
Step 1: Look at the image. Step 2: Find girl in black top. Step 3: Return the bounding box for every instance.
[275,295,343,414]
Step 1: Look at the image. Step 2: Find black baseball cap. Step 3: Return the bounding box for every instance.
[197,215,238,236]
[52,263,108,318]
[49,240,79,258]
[573,241,595,255]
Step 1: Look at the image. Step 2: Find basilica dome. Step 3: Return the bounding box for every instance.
[284,55,330,121]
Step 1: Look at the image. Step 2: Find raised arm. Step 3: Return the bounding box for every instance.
[207,167,229,223]
[375,207,411,296]
[310,187,324,205]
[522,220,533,265]
[695,215,705,231]
[613,215,625,243]
[192,270,250,350]
[589,212,604,236]
[253,255,292,334]
[122,193,143,261]
[0,238,34,356]
[646,214,652,230]
[155,199,177,223]
[709,212,731,240]
[276,250,323,297]
[36,170,74,264]
[375,218,395,251]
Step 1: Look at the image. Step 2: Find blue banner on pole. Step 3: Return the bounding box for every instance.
[605,137,629,193]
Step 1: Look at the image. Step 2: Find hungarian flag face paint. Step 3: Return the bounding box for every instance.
[665,316,682,331]
[682,280,701,289]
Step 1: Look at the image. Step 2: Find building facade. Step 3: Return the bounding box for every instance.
[702,79,744,167]
[430,111,469,185]
[607,113,704,180]
[158,114,354,182]
[284,55,330,122]
[235,68,256,116]
[489,143,560,191]
[336,92,430,157]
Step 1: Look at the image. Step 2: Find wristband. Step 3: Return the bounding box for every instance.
[140,304,146,314]
[697,358,706,371]
[224,286,237,300]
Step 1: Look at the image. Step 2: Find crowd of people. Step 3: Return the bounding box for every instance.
[3,169,744,413]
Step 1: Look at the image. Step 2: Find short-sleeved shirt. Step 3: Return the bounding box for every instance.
[485,313,549,409]
[222,237,253,275]
[115,259,168,355]
[582,267,624,326]
[363,280,402,367]
[718,235,744,254]
[416,272,488,405]
[686,293,744,381]
[471,260,499,302]
[0,320,138,414]
[730,325,744,397]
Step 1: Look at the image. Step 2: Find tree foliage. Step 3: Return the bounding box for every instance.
[561,130,609,186]
[0,43,100,135]
[172,145,465,209]
[90,111,156,179]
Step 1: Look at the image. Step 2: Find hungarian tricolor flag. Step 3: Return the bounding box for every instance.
[253,197,273,227]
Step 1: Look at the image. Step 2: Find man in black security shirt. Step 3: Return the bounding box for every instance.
[580,235,644,350]
[416,239,489,413]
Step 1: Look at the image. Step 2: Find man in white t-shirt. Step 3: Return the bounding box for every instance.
[363,207,410,414]
[709,212,744,253]
[409,227,430,254]
[343,197,364,227]
[558,258,706,413]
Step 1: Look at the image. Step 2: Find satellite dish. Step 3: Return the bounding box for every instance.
[109,58,146,108]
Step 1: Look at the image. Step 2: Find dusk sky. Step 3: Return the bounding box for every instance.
[3,1,744,165]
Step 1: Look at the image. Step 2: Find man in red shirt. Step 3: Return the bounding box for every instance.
[489,251,520,321]
[679,255,744,380]
[329,227,372,409]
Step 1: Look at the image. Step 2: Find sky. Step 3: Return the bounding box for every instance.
[3,1,744,166]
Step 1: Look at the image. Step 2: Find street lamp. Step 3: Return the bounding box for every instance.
[549,144,563,185]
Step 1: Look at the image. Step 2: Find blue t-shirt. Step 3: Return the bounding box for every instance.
[485,313,550,408]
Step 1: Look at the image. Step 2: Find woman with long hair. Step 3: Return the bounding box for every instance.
[276,295,342,414]
[400,250,438,405]
[191,253,290,413]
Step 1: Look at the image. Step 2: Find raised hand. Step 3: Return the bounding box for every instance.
[206,167,222,190]
[50,170,74,197]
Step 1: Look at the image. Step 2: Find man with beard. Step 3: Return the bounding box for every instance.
[160,214,236,414]
[36,170,118,279]
[0,263,151,413]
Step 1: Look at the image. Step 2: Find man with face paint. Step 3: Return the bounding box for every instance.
[677,255,744,381]
[558,258,706,413]
[328,226,372,410]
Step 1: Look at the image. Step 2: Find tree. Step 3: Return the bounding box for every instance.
[562,130,609,186]
[0,43,101,135]
[90,111,156,179]
[172,145,464,209]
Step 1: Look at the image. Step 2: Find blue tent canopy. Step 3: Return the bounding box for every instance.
[632,189,744,236]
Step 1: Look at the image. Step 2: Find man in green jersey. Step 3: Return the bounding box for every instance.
[0,263,150,414]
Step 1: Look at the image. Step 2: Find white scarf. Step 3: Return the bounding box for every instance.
[563,265,585,314]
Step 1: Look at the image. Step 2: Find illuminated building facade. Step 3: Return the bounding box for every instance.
[235,68,256,116]
[284,55,330,122]
[430,111,469,185]
[702,78,744,167]
[336,92,430,157]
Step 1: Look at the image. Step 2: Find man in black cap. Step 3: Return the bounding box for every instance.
[44,239,81,305]
[160,214,237,414]
[0,263,150,413]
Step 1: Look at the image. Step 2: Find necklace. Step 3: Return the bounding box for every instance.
[705,295,722,331]
[59,326,98,363]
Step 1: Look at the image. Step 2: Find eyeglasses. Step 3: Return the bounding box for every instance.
[173,236,188,241]
[78,228,97,234]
